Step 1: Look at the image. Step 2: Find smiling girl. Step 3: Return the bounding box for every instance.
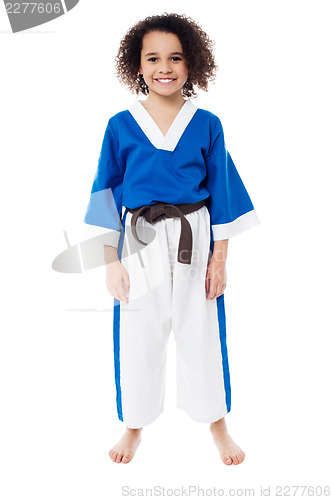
[84,12,260,465]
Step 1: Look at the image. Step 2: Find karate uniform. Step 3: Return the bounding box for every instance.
[84,98,260,428]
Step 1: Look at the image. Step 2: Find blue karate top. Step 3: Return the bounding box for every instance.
[84,99,260,244]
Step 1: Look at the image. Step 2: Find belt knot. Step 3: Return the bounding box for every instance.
[126,199,206,265]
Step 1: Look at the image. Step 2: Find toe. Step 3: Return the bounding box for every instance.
[238,451,245,463]
[116,453,123,463]
[231,454,239,465]
[222,455,233,465]
[122,454,132,463]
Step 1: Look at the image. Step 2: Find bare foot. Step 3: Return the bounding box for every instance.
[210,417,245,465]
[109,426,142,464]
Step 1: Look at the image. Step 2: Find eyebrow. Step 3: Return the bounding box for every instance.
[144,51,183,57]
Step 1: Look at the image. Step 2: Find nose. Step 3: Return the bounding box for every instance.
[158,60,172,73]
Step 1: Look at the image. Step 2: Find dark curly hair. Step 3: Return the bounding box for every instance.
[115,12,218,98]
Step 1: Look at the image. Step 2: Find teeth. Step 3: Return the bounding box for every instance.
[157,79,174,82]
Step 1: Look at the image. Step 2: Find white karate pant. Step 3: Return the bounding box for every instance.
[112,205,231,428]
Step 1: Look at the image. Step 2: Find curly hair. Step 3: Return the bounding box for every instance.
[115,12,218,98]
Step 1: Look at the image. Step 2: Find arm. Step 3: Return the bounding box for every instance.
[204,115,260,299]
[104,244,119,265]
[206,239,228,300]
[83,118,124,249]
[104,244,130,303]
[83,118,129,302]
[204,116,260,242]
[211,239,228,263]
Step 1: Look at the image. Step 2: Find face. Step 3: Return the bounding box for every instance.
[138,31,188,98]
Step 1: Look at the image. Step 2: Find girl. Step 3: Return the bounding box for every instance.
[84,13,260,465]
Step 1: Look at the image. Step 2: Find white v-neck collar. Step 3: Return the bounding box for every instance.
[128,98,198,151]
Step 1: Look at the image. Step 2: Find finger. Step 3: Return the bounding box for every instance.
[206,284,217,299]
[117,285,129,303]
[207,280,225,299]
[216,283,226,298]
[122,272,130,292]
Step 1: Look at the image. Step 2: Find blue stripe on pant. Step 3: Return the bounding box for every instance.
[210,226,231,414]
[113,209,128,423]
[216,294,231,413]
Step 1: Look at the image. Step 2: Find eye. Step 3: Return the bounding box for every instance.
[171,57,182,61]
[148,57,157,62]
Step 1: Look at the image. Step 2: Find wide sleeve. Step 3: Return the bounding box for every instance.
[83,118,125,249]
[204,116,260,241]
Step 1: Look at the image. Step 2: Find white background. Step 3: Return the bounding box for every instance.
[1,0,331,498]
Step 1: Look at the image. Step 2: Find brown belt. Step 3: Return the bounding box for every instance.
[125,199,206,265]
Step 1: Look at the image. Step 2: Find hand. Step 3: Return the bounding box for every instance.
[106,261,130,303]
[205,258,227,300]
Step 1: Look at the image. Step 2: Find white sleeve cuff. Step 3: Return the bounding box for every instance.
[82,223,121,248]
[212,209,261,240]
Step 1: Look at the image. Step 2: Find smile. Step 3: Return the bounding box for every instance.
[154,78,176,85]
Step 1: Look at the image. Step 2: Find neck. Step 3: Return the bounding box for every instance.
[144,90,186,110]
